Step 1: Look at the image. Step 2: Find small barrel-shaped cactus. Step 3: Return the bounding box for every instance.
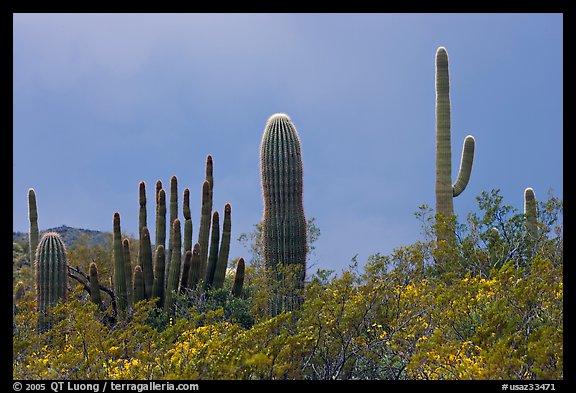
[28,188,39,265]
[14,281,26,303]
[164,219,182,313]
[213,203,232,289]
[35,232,68,331]
[231,258,245,298]
[89,262,102,307]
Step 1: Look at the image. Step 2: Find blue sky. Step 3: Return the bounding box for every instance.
[13,13,563,275]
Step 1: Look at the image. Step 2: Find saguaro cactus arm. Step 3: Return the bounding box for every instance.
[452,135,476,197]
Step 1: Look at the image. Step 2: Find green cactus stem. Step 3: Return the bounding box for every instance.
[213,203,232,289]
[138,181,147,239]
[166,176,178,283]
[35,232,68,332]
[197,180,212,281]
[122,238,133,307]
[206,154,214,205]
[183,188,193,254]
[435,47,476,242]
[260,113,307,314]
[113,213,128,315]
[180,250,192,291]
[231,258,245,298]
[151,245,166,308]
[164,218,182,313]
[187,243,202,289]
[89,262,102,307]
[133,265,145,304]
[155,180,163,208]
[28,188,39,265]
[155,189,167,255]
[205,211,221,288]
[139,226,154,299]
[524,187,538,240]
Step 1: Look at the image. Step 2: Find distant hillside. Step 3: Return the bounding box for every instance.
[13,225,111,249]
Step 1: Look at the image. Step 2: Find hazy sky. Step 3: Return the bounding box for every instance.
[13,13,563,275]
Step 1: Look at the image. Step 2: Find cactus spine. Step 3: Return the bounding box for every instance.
[231,258,245,298]
[205,211,221,288]
[28,188,39,265]
[35,232,68,331]
[88,262,103,307]
[133,265,145,304]
[151,245,166,308]
[260,113,307,314]
[164,218,182,313]
[213,203,232,289]
[113,213,128,315]
[524,187,538,240]
[435,47,476,242]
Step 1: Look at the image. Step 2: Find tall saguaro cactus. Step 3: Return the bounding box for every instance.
[435,47,476,242]
[35,232,68,332]
[28,188,39,264]
[260,113,307,314]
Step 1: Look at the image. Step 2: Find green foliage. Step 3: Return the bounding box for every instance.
[13,189,562,380]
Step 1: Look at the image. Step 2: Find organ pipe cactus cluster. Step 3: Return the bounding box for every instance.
[260,113,307,314]
[35,232,68,332]
[435,47,476,242]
